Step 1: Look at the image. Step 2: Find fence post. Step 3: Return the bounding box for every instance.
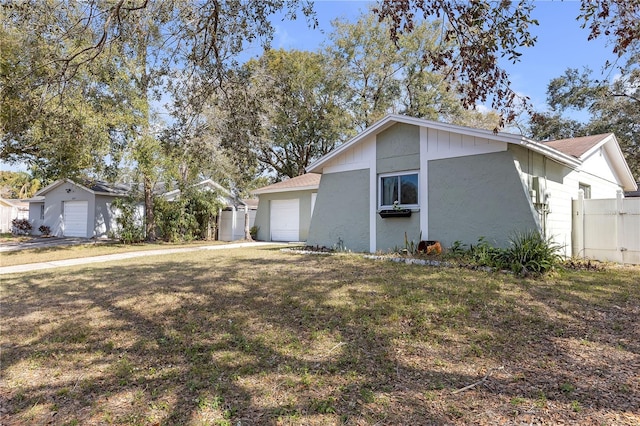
[616,190,625,264]
[574,189,585,259]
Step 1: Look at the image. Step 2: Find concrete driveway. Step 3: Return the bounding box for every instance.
[0,236,100,253]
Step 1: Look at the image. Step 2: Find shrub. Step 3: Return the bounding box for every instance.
[154,187,223,242]
[469,237,508,269]
[448,232,561,276]
[249,225,259,240]
[111,196,145,244]
[504,230,562,276]
[38,225,51,236]
[11,218,32,235]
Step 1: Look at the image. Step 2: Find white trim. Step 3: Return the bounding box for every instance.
[311,192,317,214]
[323,162,370,175]
[253,184,319,195]
[420,127,429,239]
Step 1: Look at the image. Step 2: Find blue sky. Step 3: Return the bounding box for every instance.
[267,0,619,113]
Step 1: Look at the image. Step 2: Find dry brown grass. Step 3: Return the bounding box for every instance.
[0,239,227,267]
[1,248,638,425]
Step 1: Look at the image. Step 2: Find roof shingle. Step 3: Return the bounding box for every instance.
[253,173,321,194]
[542,134,612,158]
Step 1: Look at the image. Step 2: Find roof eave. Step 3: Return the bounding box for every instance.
[253,184,319,195]
[520,138,582,168]
[601,135,638,191]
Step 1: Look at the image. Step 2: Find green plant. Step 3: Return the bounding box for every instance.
[38,224,51,236]
[403,231,423,255]
[249,225,259,239]
[504,230,562,276]
[310,397,336,414]
[469,237,507,269]
[154,187,223,242]
[111,196,145,243]
[448,240,468,256]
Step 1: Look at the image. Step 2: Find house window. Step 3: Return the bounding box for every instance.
[379,172,419,208]
[40,204,45,220]
[579,183,591,199]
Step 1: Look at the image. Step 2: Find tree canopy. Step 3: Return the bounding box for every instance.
[2,0,638,188]
[530,66,640,179]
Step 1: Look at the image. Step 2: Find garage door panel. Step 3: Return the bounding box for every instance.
[64,201,88,237]
[270,199,299,242]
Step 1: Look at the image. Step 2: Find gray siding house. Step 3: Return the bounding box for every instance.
[28,179,130,238]
[304,115,636,255]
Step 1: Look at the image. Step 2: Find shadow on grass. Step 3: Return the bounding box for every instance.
[1,249,638,424]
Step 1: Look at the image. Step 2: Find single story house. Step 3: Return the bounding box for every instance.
[252,173,321,242]
[301,114,636,255]
[29,178,256,240]
[28,179,131,238]
[0,198,29,233]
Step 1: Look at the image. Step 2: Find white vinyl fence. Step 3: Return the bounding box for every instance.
[572,191,640,264]
[219,208,256,241]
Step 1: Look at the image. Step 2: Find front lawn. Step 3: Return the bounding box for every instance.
[0,239,228,267]
[1,248,638,425]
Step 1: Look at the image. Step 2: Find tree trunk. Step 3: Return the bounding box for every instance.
[144,176,156,241]
[244,206,252,241]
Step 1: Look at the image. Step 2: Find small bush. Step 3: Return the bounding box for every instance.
[38,225,51,236]
[504,230,562,276]
[11,218,32,235]
[249,225,259,240]
[111,197,145,244]
[447,232,561,276]
[469,237,508,269]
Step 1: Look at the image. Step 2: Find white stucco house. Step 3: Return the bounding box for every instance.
[268,114,636,256]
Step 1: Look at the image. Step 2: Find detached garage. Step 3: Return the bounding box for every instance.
[29,179,129,238]
[252,174,320,243]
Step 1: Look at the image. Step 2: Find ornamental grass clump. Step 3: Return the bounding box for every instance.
[504,230,562,276]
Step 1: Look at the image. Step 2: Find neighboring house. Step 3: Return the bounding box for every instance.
[252,173,321,242]
[0,198,29,233]
[162,179,256,241]
[28,178,254,241]
[301,114,636,255]
[28,179,131,238]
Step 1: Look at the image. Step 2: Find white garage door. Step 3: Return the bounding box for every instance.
[63,201,88,237]
[270,199,299,242]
